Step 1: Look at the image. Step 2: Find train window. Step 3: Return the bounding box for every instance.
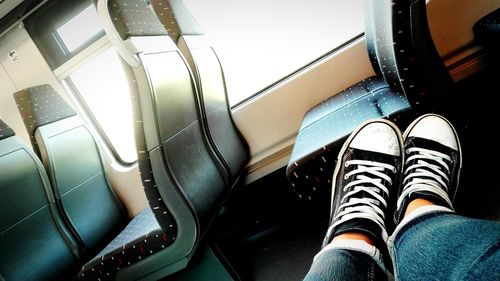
[65,48,137,164]
[56,5,103,54]
[183,0,364,106]
[25,0,135,164]
[25,1,105,69]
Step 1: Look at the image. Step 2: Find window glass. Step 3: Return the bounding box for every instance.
[67,48,137,163]
[25,1,105,69]
[56,5,103,53]
[183,0,365,105]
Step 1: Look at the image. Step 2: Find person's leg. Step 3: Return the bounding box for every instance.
[389,114,500,281]
[391,211,500,281]
[304,244,386,281]
[304,119,404,281]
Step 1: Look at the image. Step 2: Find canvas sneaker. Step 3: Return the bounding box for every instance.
[395,114,462,223]
[323,119,404,249]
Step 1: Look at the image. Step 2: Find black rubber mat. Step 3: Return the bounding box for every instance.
[211,168,329,281]
[232,223,324,281]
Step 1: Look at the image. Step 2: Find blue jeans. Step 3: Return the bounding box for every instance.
[304,207,500,281]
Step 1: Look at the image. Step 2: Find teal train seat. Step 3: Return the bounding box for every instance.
[151,0,250,183]
[14,85,129,255]
[0,118,79,280]
[14,86,177,281]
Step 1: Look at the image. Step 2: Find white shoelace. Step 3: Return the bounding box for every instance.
[397,147,453,209]
[326,160,396,240]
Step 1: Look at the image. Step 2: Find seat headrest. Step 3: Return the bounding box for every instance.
[151,0,203,42]
[0,119,15,141]
[107,0,167,40]
[14,85,76,148]
[97,0,168,67]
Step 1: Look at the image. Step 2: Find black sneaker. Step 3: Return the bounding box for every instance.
[323,119,404,249]
[395,114,462,223]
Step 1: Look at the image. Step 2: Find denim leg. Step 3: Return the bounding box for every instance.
[389,207,500,281]
[304,240,388,281]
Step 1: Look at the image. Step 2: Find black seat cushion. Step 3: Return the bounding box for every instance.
[78,208,175,281]
[287,77,410,201]
[286,0,456,201]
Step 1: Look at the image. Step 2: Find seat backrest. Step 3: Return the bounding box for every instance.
[96,0,240,275]
[14,85,126,254]
[364,0,455,114]
[151,0,249,183]
[473,8,500,48]
[0,119,79,281]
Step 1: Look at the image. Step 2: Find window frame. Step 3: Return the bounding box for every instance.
[183,0,365,107]
[231,34,365,109]
[53,5,105,57]
[24,0,137,166]
[24,0,105,70]
[63,73,137,166]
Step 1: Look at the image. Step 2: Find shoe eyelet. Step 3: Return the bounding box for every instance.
[344,162,349,167]
[406,149,411,154]
[344,175,349,180]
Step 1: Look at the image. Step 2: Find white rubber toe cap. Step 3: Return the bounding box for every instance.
[350,121,402,156]
[406,115,458,150]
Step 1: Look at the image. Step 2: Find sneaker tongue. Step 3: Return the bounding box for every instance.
[404,136,457,198]
[394,137,458,224]
[347,148,395,206]
[350,148,398,191]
